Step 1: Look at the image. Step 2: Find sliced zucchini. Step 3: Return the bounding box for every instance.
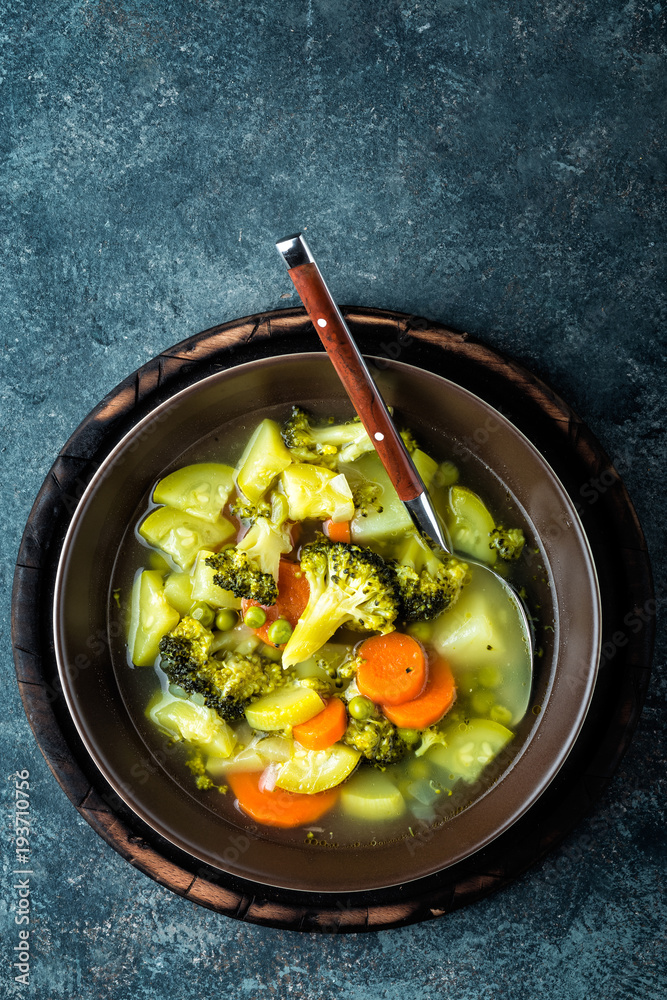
[427,718,513,784]
[255,736,294,764]
[190,549,242,609]
[244,686,324,731]
[412,448,438,488]
[153,463,236,524]
[340,769,406,820]
[404,778,442,806]
[139,506,235,570]
[344,452,413,545]
[163,572,194,617]
[236,419,292,502]
[276,743,360,794]
[153,699,236,758]
[128,570,180,666]
[207,746,265,778]
[304,643,354,677]
[279,464,354,523]
[445,486,497,564]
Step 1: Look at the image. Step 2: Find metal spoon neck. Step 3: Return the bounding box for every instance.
[404,493,452,553]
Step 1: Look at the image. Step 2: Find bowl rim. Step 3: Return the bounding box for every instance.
[52,351,602,893]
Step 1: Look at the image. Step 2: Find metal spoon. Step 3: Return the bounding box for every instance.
[275,232,533,657]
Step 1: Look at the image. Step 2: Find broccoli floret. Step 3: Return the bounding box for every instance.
[185,749,217,790]
[343,714,409,766]
[309,650,362,693]
[281,406,374,466]
[158,614,213,668]
[205,494,293,604]
[350,479,384,517]
[399,428,419,454]
[389,531,470,622]
[489,526,525,561]
[230,496,272,521]
[281,540,399,667]
[206,649,294,718]
[414,726,448,757]
[336,654,363,682]
[237,517,292,578]
[206,548,278,604]
[238,492,292,576]
[159,617,295,720]
[294,674,334,697]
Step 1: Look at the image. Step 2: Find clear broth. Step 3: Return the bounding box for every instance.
[109,404,544,851]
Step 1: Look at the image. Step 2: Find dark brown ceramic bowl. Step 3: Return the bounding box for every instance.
[52,352,600,894]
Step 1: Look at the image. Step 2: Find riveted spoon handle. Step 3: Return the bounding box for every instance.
[275,233,423,502]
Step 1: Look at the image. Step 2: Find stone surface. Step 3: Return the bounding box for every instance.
[1,1,665,997]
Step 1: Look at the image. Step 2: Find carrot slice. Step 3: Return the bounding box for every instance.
[356,633,427,706]
[242,559,310,646]
[382,656,456,729]
[227,770,337,828]
[293,698,348,751]
[323,518,351,543]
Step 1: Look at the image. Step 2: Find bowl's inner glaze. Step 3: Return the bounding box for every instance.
[54,355,600,893]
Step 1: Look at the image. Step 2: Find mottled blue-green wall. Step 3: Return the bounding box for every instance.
[1,2,665,998]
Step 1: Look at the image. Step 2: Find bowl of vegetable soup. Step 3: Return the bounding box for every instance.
[51,346,601,896]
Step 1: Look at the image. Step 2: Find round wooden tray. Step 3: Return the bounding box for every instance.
[12,307,654,932]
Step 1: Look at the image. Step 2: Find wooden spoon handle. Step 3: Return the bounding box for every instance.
[276,237,423,502]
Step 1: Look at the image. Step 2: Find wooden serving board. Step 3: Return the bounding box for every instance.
[11,307,654,932]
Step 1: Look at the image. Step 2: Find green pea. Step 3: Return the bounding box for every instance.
[348,696,374,720]
[190,601,215,628]
[243,606,267,629]
[490,704,513,726]
[471,690,495,715]
[407,621,432,643]
[267,618,293,646]
[478,665,502,689]
[408,758,430,780]
[397,728,420,745]
[215,609,238,632]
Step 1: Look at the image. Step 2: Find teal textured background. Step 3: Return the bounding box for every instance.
[1,2,665,997]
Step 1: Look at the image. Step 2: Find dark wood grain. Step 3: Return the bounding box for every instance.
[11,306,654,932]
